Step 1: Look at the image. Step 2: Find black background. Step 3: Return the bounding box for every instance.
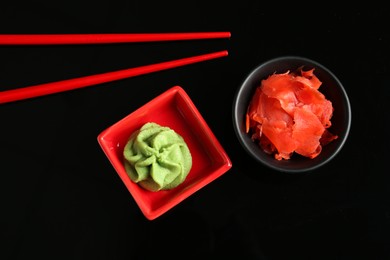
[1,1,388,259]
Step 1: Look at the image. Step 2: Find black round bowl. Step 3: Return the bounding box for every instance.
[232,56,351,173]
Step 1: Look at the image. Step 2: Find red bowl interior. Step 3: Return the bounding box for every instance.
[97,86,232,220]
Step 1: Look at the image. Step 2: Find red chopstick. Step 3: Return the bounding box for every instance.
[0,50,228,104]
[0,32,231,45]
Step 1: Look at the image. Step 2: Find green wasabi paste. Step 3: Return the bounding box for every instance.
[123,122,192,192]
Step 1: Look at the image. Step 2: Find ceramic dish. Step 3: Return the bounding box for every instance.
[98,86,232,220]
[232,56,351,173]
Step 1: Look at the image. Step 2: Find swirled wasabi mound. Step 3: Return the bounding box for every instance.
[123,122,192,192]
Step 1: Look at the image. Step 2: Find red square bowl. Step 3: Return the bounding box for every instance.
[97,86,232,220]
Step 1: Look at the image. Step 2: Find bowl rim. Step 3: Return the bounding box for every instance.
[232,55,352,173]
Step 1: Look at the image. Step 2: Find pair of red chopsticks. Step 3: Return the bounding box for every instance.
[0,32,230,104]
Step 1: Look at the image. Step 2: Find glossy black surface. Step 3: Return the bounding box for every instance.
[1,2,388,259]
